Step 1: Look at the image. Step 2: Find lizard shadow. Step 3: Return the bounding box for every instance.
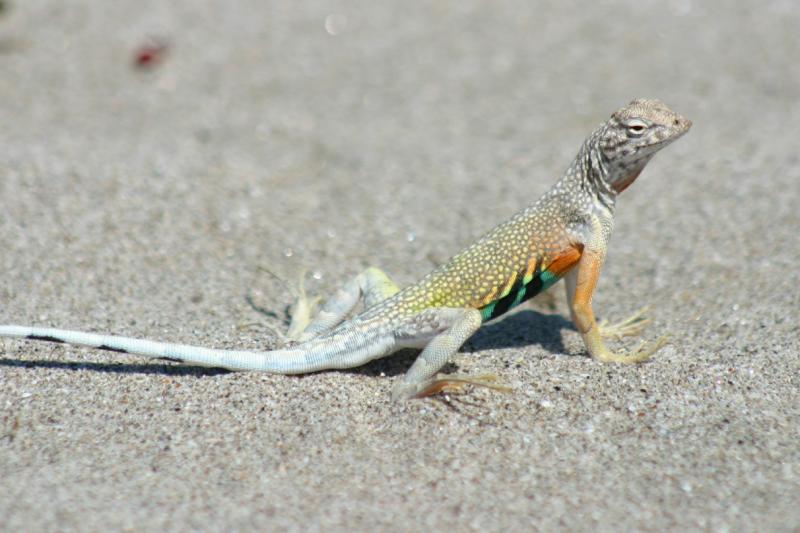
[352,309,575,378]
[0,309,574,379]
[0,357,230,376]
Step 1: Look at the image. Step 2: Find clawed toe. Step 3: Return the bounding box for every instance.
[393,373,513,401]
[599,307,652,340]
[595,334,669,364]
[638,334,669,358]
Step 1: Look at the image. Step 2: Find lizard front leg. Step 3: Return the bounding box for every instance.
[564,270,652,341]
[564,248,666,363]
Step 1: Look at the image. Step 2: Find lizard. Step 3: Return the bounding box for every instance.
[0,98,691,401]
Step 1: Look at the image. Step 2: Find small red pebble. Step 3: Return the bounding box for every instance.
[133,40,168,69]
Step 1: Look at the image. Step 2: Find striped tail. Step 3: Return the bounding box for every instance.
[0,324,396,374]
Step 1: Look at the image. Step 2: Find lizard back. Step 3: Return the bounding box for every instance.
[368,192,585,322]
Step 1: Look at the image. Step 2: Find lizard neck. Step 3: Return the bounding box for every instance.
[565,132,617,211]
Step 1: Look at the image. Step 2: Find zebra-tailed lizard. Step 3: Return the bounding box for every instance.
[0,99,691,401]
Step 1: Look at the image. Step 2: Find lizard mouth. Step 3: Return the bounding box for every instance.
[643,124,690,152]
[669,116,693,138]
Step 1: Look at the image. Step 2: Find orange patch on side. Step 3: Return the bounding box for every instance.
[544,246,583,276]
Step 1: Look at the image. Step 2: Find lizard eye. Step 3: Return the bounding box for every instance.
[626,120,647,136]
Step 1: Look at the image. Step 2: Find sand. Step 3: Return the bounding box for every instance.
[0,1,798,531]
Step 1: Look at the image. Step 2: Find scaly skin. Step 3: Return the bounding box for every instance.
[0,99,691,401]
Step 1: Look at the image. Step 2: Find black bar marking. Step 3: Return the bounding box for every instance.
[97,344,128,354]
[487,280,524,320]
[158,357,184,363]
[485,263,547,322]
[27,335,65,344]
[521,273,545,302]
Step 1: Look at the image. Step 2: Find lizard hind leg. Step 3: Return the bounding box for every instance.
[391,308,510,401]
[290,267,401,342]
[410,373,513,398]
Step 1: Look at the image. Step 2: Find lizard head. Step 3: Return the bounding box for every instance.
[599,98,692,192]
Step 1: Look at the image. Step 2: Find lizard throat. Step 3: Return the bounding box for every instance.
[612,167,643,193]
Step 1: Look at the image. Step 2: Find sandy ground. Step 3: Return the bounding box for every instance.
[0,1,798,531]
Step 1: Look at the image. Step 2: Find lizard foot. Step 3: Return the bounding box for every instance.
[254,266,320,342]
[593,335,669,364]
[393,373,513,401]
[598,306,652,340]
[285,275,321,341]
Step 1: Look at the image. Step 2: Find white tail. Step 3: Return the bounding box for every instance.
[0,323,396,374]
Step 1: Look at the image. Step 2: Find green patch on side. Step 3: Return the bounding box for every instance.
[539,269,559,287]
[480,267,562,322]
[480,301,497,321]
